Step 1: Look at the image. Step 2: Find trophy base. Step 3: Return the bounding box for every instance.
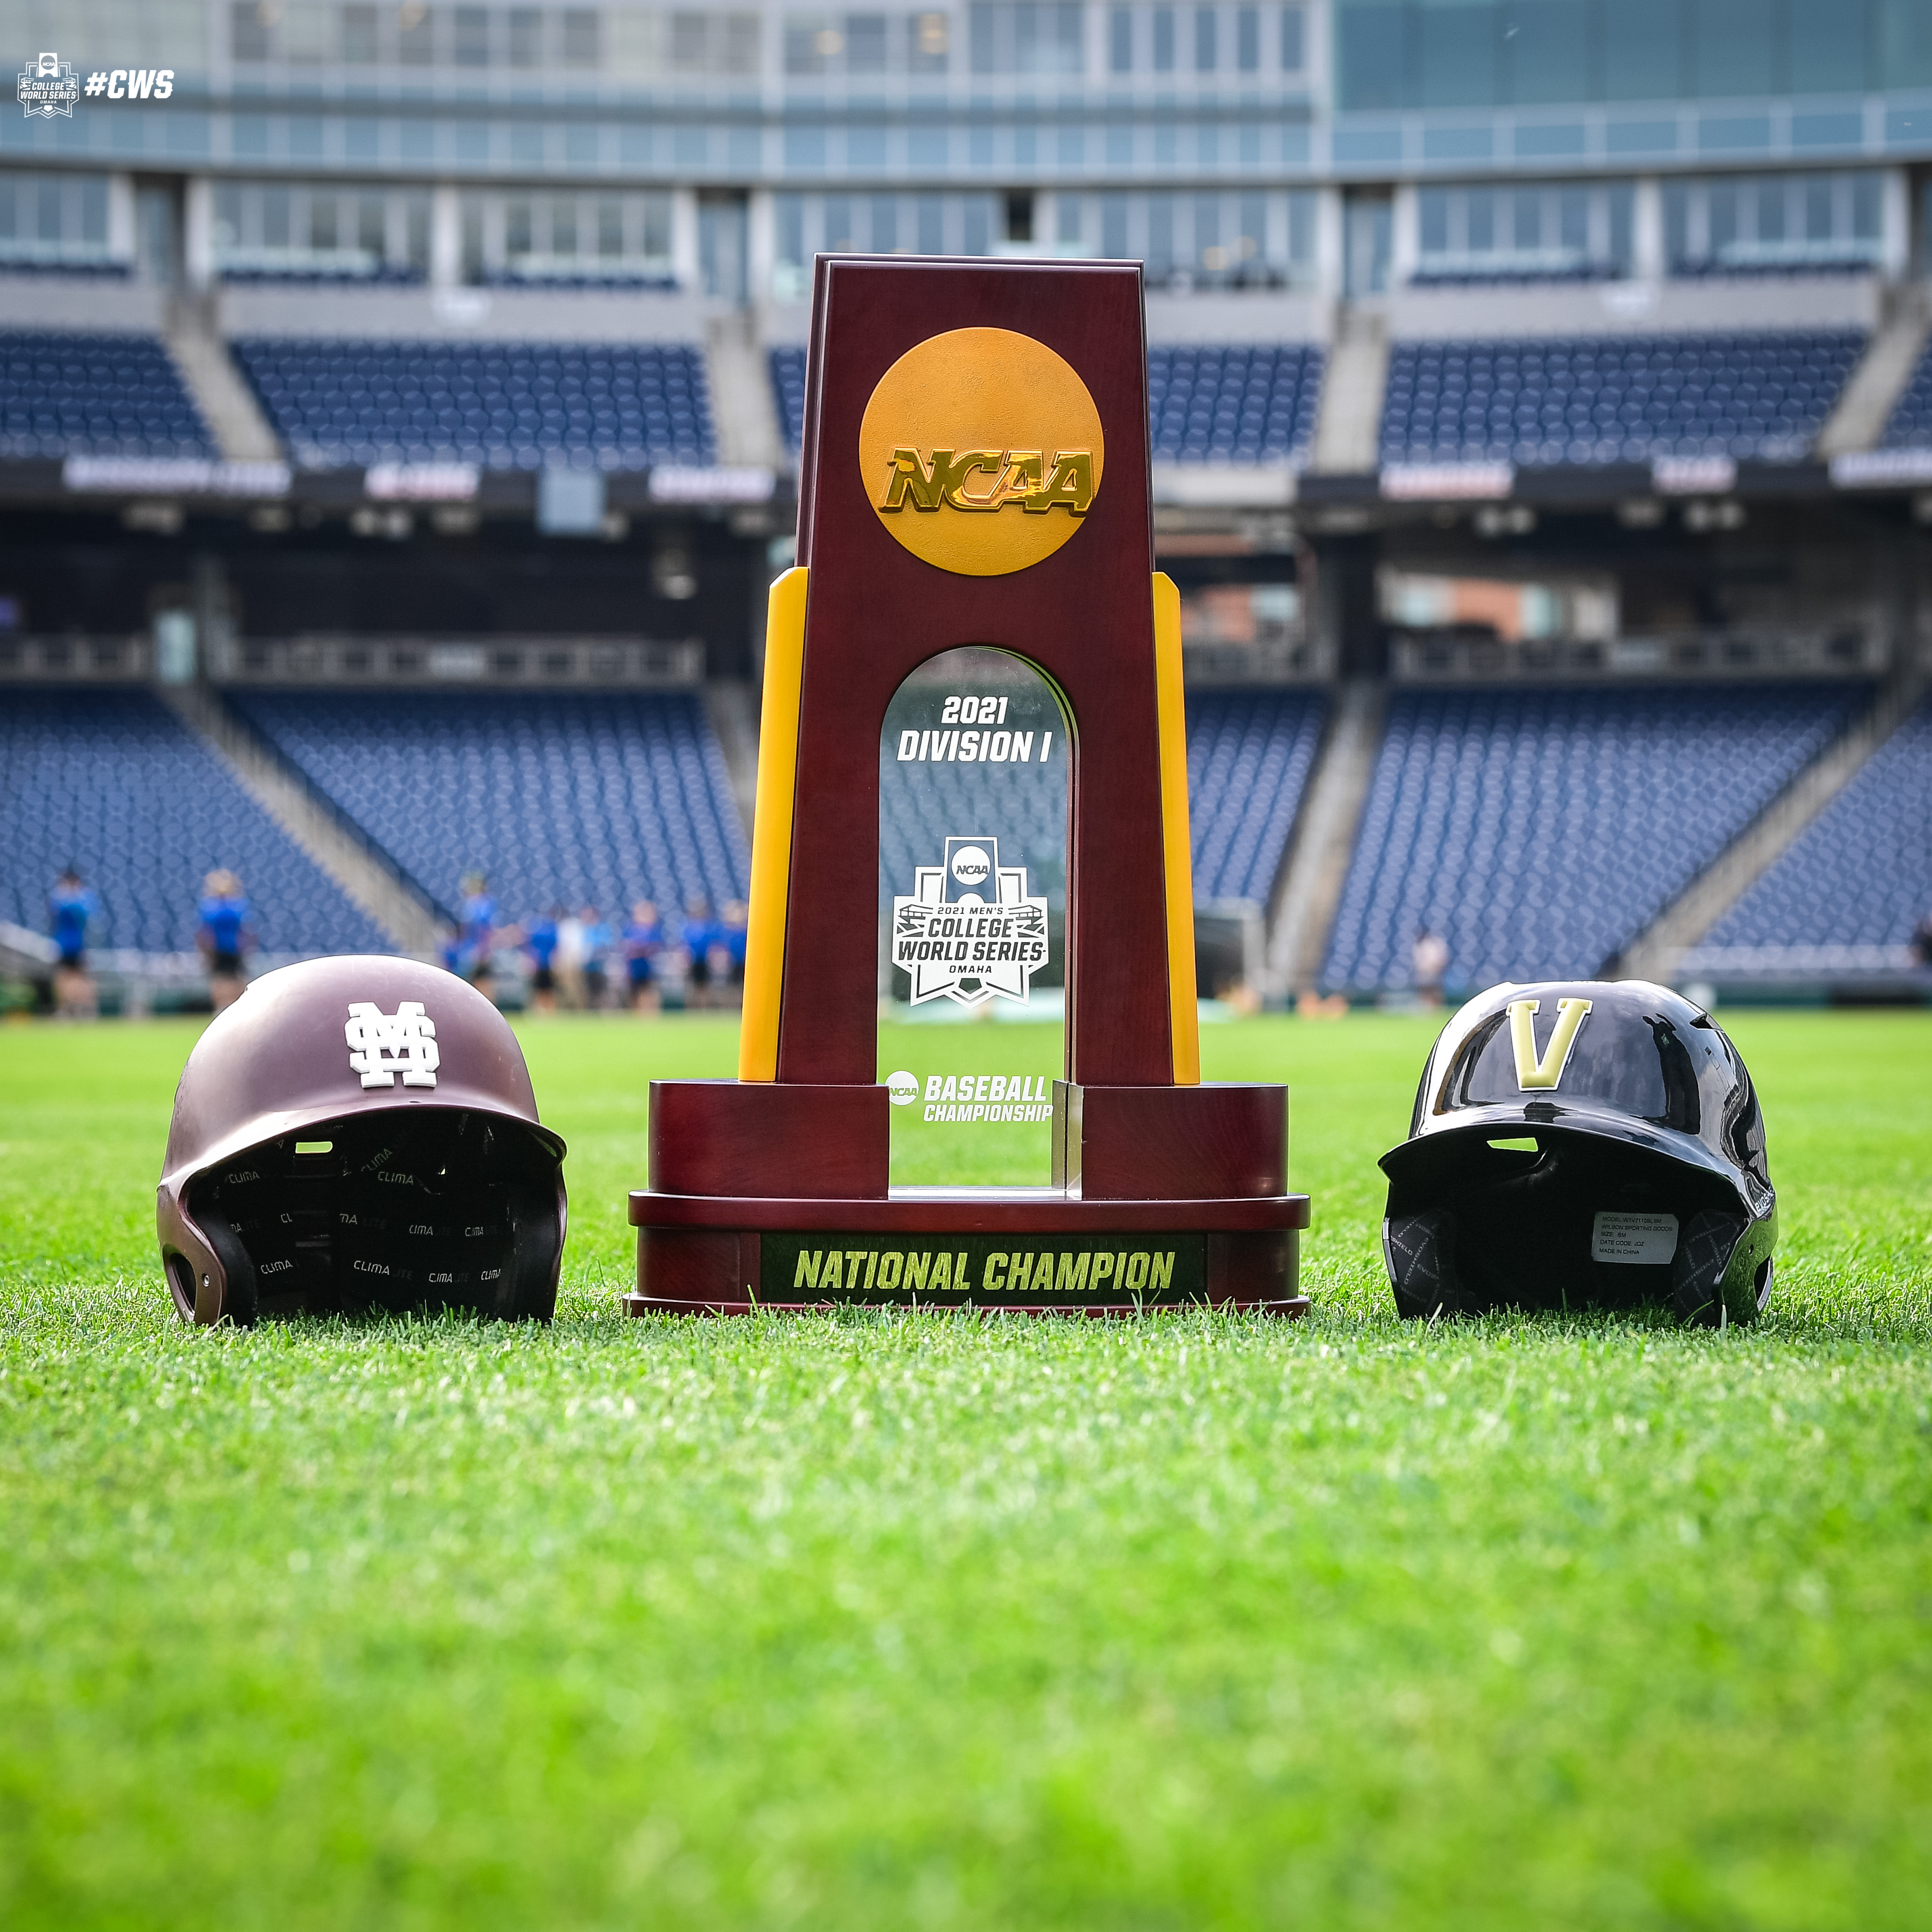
[626,1187,1310,1317]
[627,1079,1311,1316]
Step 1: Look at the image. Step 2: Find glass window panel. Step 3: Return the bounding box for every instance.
[1148,192,1175,269]
[1507,0,1590,104]
[1288,189,1315,263]
[1558,185,1587,252]
[262,186,290,247]
[1153,5,1176,69]
[1511,189,1542,249]
[1851,172,1881,239]
[1237,5,1260,68]
[1420,3,1499,108]
[1280,2,1305,69]
[35,180,59,242]
[1110,4,1133,69]
[506,198,532,254]
[1883,0,1932,88]
[880,650,1069,1188]
[232,0,272,61]
[911,11,950,70]
[786,14,831,72]
[1755,179,1785,243]
[1802,175,1833,240]
[1102,190,1129,255]
[969,1,998,71]
[1692,0,1775,96]
[776,192,806,264]
[1708,181,1738,255]
[964,196,992,253]
[398,3,436,65]
[1607,181,1634,270]
[847,11,889,71]
[453,4,490,64]
[1196,4,1218,70]
[641,194,672,257]
[358,194,386,253]
[310,196,338,249]
[723,14,762,71]
[507,6,541,65]
[1238,191,1266,262]
[871,194,898,251]
[81,176,108,244]
[342,3,379,63]
[1663,179,1690,264]
[1467,188,1495,250]
[1057,192,1083,244]
[553,200,578,255]
[917,194,945,251]
[1420,186,1450,251]
[562,7,601,64]
[1602,0,1682,100]
[1338,3,1410,109]
[824,195,854,249]
[1788,0,1870,92]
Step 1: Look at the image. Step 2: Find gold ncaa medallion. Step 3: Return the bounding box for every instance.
[858,326,1105,577]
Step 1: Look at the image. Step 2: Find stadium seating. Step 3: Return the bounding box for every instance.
[229,690,748,925]
[231,338,716,471]
[1702,695,1932,951]
[1380,332,1864,468]
[0,688,386,955]
[771,345,807,454]
[1148,346,1325,466]
[1188,688,1328,902]
[1880,342,1932,449]
[770,343,1326,467]
[0,329,217,461]
[1323,682,1863,992]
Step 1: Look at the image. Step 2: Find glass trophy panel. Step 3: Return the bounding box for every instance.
[878,647,1069,1188]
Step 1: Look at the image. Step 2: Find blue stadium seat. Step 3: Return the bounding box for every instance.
[0,329,218,461]
[0,688,387,954]
[1187,688,1328,902]
[1148,346,1326,466]
[231,337,717,470]
[1880,346,1932,449]
[1704,696,1932,949]
[1380,332,1864,468]
[770,343,1326,467]
[1323,683,1863,992]
[229,690,749,923]
[770,346,807,454]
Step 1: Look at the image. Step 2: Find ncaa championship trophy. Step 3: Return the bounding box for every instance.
[627,255,1312,1314]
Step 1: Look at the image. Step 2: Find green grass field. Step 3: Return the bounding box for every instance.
[2,1009,1929,1929]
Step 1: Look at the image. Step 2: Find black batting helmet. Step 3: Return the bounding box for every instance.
[1380,979,1776,1326]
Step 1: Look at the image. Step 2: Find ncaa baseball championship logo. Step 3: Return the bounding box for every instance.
[859,327,1104,577]
[18,51,78,117]
[893,836,1049,1006]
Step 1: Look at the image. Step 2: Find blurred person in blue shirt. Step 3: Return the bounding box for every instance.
[196,869,252,1014]
[48,865,99,1018]
[623,899,662,1013]
[682,895,718,1009]
[720,898,749,999]
[580,905,612,1011]
[459,871,497,994]
[525,904,562,1014]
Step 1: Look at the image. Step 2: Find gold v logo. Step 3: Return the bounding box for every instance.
[1508,997,1592,1090]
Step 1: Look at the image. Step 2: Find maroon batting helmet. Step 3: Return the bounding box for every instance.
[158,955,566,1326]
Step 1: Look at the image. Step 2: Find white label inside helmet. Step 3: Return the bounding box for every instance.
[1591,1212,1679,1265]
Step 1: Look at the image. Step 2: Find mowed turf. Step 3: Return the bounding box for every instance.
[1,1009,1929,1930]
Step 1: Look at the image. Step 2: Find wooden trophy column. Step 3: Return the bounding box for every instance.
[628,255,1311,1314]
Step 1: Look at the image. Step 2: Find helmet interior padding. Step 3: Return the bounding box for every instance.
[1383,1130,1772,1326]
[186,1110,563,1324]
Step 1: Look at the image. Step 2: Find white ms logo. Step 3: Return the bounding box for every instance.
[345,1001,440,1089]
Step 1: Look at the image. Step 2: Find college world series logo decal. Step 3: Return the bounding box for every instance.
[892,836,1049,1007]
[18,51,78,117]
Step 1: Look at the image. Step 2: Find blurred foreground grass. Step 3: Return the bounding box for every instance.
[0,1009,1928,1929]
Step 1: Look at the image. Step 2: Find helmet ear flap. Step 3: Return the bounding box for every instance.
[1671,1209,1746,1327]
[1383,1209,1461,1320]
[199,1213,261,1328]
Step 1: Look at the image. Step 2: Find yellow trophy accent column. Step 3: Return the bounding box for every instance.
[1152,571,1200,1085]
[738,567,809,1082]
